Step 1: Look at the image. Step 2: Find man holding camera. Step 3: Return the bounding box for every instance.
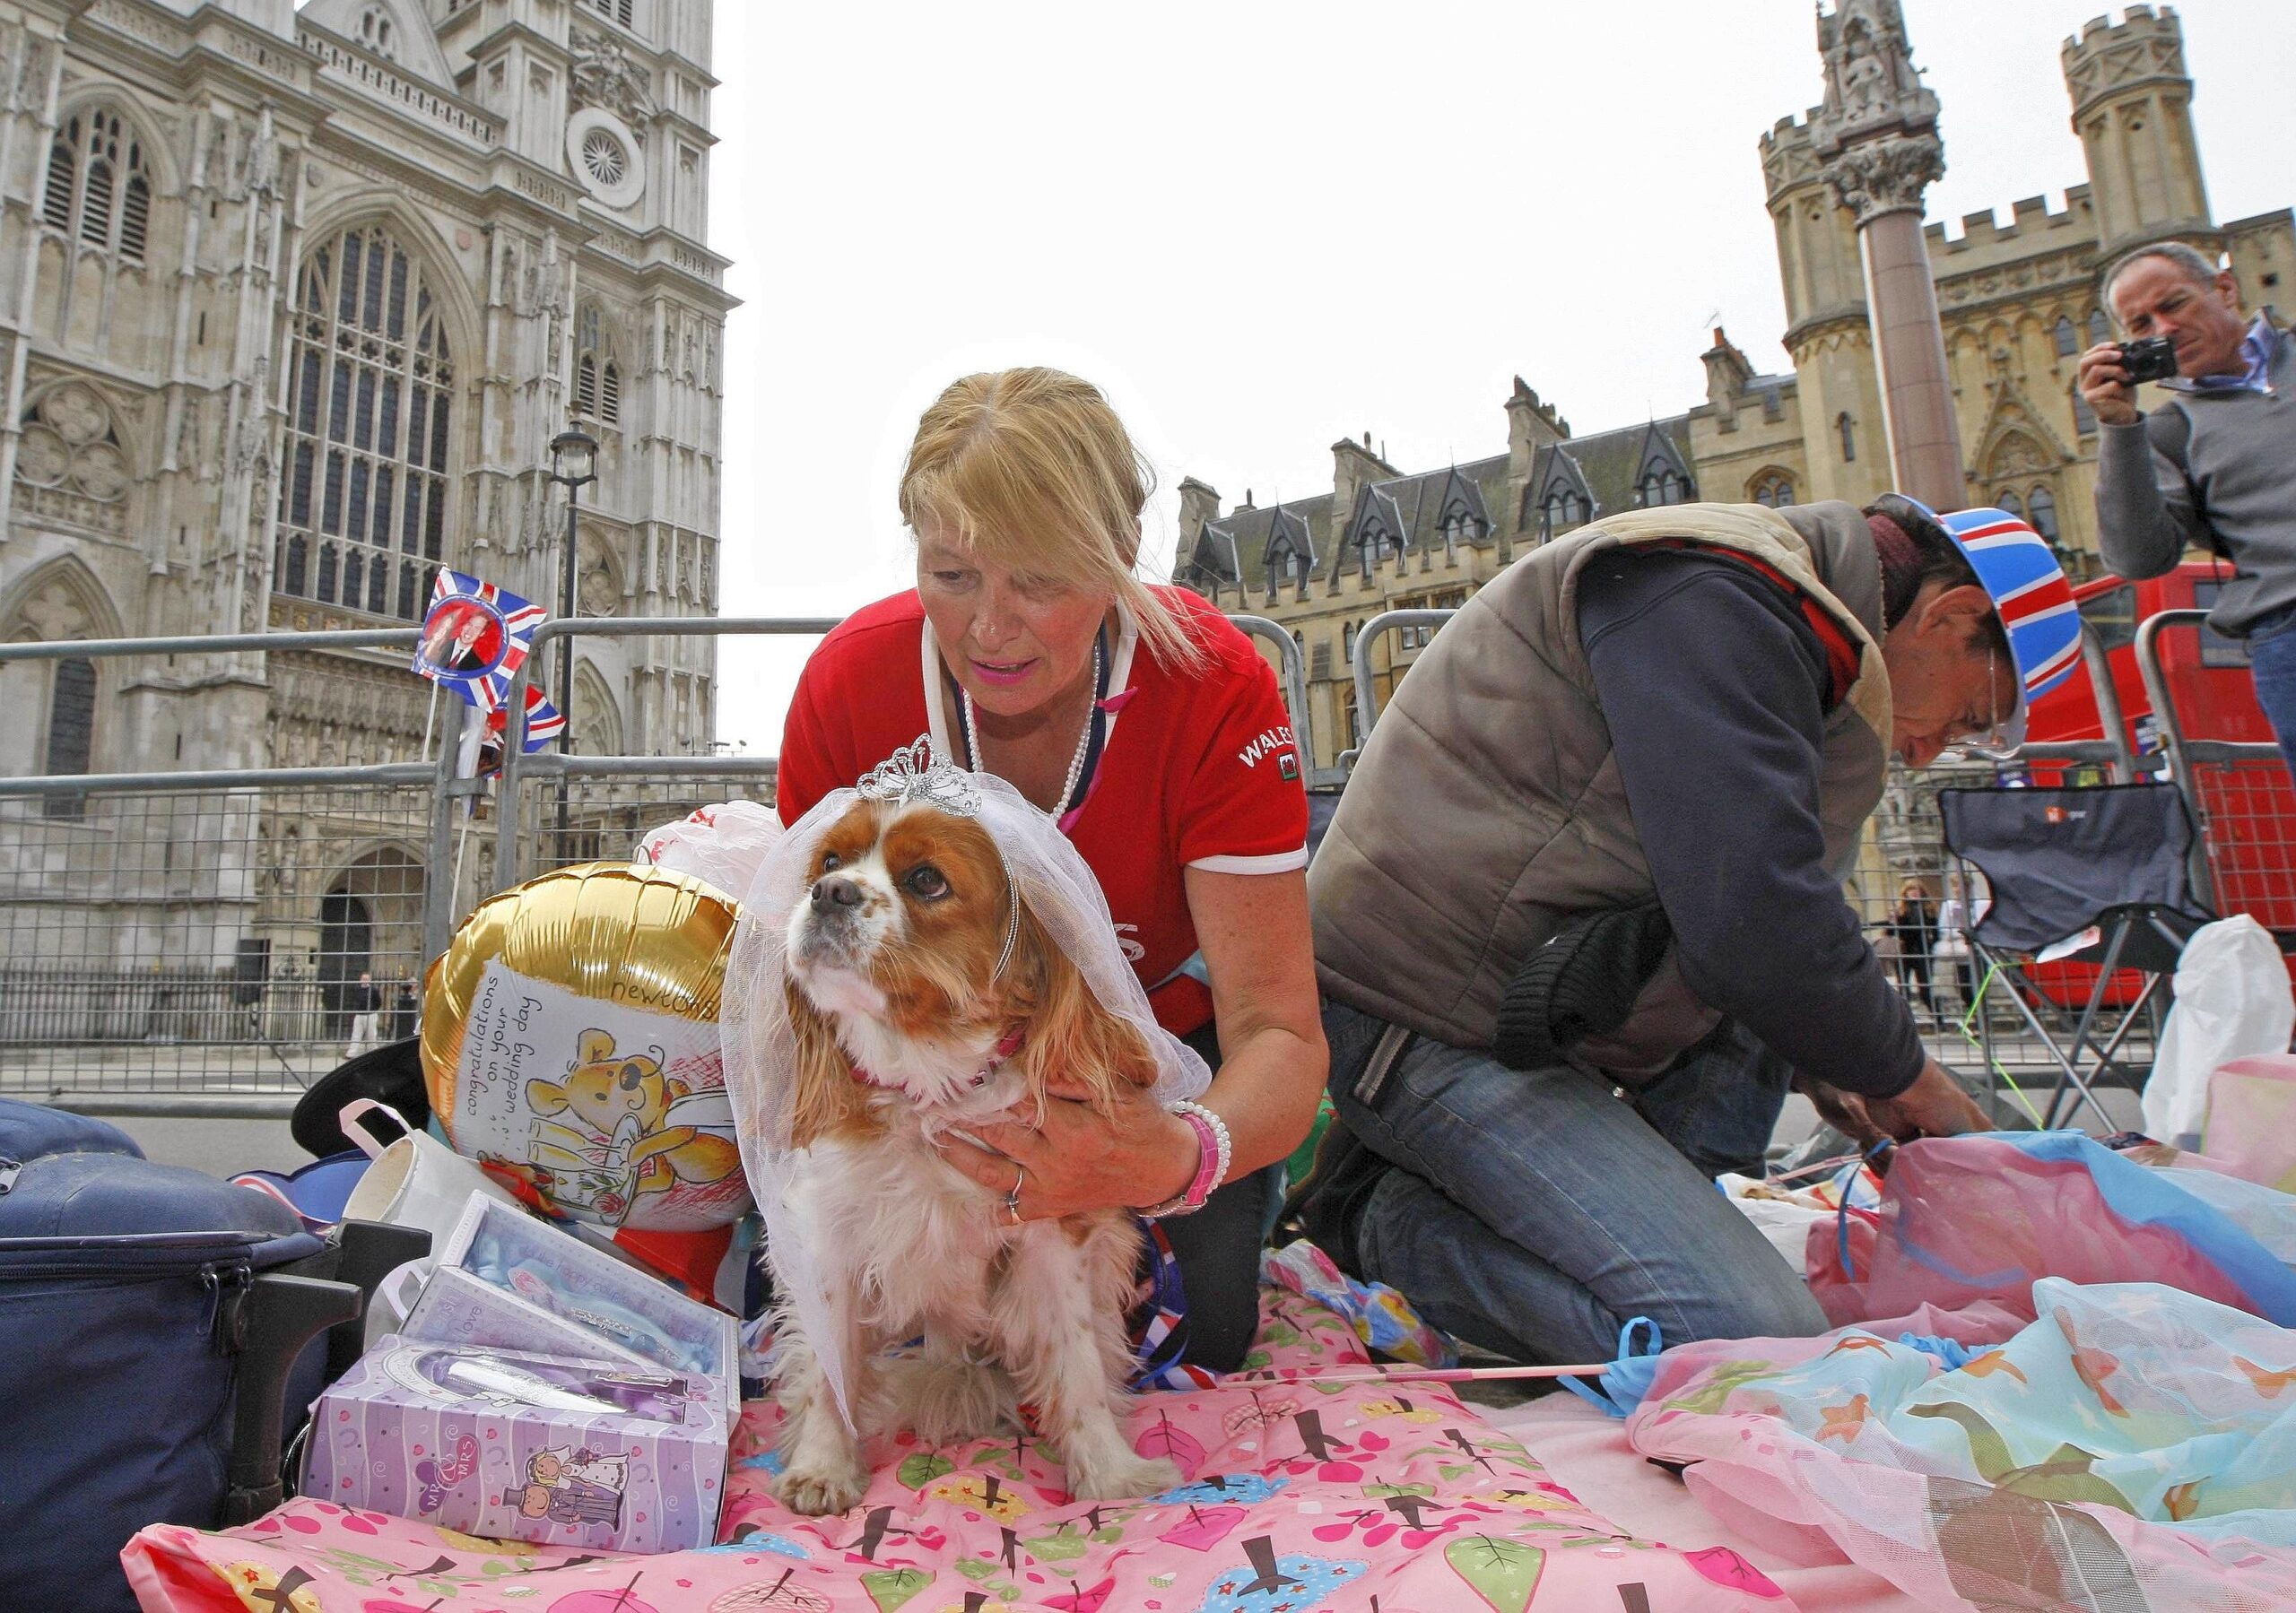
[2081,242,2296,769]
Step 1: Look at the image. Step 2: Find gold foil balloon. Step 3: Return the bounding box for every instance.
[422,862,751,1229]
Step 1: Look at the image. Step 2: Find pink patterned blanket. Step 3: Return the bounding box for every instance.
[126,1291,1794,1612]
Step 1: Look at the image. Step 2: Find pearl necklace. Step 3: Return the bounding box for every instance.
[963,638,1101,820]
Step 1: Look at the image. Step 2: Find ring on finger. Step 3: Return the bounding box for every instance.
[1003,1161,1026,1223]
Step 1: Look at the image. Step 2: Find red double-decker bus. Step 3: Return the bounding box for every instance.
[2012,560,2296,1004]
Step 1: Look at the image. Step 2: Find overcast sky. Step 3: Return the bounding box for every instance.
[705,0,2294,756]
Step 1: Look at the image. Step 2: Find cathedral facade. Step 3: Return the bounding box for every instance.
[0,0,729,1000]
[1176,4,2292,779]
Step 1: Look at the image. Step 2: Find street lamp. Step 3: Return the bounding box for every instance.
[545,426,598,847]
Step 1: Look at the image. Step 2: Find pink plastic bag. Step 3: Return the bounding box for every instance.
[2205,1054,2296,1192]
[1808,1132,2296,1329]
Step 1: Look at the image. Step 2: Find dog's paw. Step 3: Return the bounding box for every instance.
[897,1357,1020,1444]
[1065,1453,1183,1502]
[774,1460,870,1517]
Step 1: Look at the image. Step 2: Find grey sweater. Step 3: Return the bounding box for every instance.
[2093,323,2296,636]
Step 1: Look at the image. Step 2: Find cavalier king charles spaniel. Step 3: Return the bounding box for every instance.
[763,794,1182,1516]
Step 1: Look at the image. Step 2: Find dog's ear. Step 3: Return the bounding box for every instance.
[785,977,880,1148]
[1013,901,1160,1116]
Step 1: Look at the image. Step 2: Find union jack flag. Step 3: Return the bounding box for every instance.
[413,568,549,714]
[491,685,565,753]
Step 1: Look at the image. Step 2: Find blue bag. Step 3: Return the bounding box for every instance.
[0,1123,342,1612]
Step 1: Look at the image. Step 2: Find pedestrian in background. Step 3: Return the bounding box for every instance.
[1889,879,1939,1019]
[344,970,383,1060]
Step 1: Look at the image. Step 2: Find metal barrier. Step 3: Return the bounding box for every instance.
[2135,609,2293,926]
[1,628,440,1113]
[14,597,2255,1118]
[1227,614,1333,787]
[491,617,839,892]
[1341,607,1456,768]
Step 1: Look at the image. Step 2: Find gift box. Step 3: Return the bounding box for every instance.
[301,1337,728,1553]
[429,1192,741,1415]
[401,1263,660,1373]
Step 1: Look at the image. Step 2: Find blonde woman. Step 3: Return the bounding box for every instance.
[775,367,1327,1371]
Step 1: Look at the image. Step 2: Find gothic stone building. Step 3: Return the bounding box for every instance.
[1176,4,2292,783]
[0,0,731,998]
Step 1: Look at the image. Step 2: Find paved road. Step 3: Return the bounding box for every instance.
[110,1114,311,1177]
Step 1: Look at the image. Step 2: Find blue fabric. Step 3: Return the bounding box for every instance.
[2246,611,2296,781]
[1322,1000,1828,1367]
[1559,1316,1665,1418]
[1896,1331,1983,1369]
[1988,1132,2296,1325]
[2183,314,2278,394]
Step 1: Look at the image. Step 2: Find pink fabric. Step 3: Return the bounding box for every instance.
[1622,1288,2296,1612]
[1808,1135,2273,1327]
[1488,1395,1918,1612]
[125,1291,1799,1611]
[2206,1055,2296,1191]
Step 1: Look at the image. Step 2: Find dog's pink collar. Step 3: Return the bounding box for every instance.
[851,1028,1026,1093]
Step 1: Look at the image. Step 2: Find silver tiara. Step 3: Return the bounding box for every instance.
[856,734,982,818]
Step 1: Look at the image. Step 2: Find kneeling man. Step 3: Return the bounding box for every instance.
[1300,495,2074,1362]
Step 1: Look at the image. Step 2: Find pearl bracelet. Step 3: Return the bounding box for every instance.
[1140,1100,1231,1219]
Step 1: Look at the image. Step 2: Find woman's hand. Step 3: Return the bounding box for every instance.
[934,1072,1198,1221]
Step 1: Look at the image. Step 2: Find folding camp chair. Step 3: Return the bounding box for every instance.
[1937,783,2215,1132]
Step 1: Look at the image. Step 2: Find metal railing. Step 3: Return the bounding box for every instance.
[2135,609,2292,926]
[11,596,2288,1118]
[1227,614,1335,789]
[491,616,839,891]
[0,627,443,1113]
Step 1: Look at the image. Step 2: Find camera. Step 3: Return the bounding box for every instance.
[2120,336,2181,384]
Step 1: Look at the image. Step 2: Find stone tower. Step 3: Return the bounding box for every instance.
[2062,5,2213,261]
[1760,113,1887,508]
[1807,0,1964,510]
[0,0,733,985]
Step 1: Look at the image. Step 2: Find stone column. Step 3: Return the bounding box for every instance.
[1831,138,1963,509]
[1810,0,1967,511]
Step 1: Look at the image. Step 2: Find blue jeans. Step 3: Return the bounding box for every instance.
[1323,1000,1828,1366]
[2247,609,2296,782]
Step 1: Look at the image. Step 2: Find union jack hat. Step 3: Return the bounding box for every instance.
[1935,505,2081,751]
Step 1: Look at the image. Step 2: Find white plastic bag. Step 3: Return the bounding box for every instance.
[2144,915,2295,1149]
[634,799,781,903]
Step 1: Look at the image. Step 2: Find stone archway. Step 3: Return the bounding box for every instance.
[318,842,425,1032]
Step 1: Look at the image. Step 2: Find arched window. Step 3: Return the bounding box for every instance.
[574,304,622,429]
[1837,412,1857,463]
[43,655,94,817]
[2027,485,2059,542]
[1265,536,1295,603]
[2087,309,2111,348]
[1996,490,2024,520]
[1541,488,1586,535]
[43,108,151,263]
[1342,620,1356,663]
[276,221,455,620]
[2054,317,2078,358]
[1750,473,1796,508]
[2071,386,2098,436]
